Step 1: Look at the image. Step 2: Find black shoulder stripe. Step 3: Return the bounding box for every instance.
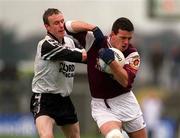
[51,48,82,62]
[42,46,63,60]
[41,40,59,56]
[41,40,64,60]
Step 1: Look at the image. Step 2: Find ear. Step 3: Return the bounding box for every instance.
[110,31,115,37]
[44,24,50,31]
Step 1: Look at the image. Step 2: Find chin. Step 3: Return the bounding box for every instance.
[58,33,65,38]
[121,47,127,52]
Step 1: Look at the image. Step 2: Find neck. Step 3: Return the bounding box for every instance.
[47,32,65,44]
[107,37,113,48]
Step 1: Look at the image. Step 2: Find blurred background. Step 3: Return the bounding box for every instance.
[0,0,180,138]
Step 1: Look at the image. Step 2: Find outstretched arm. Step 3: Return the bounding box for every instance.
[65,20,96,33]
[65,20,104,50]
[41,39,87,63]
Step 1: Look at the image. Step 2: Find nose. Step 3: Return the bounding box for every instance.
[59,22,64,28]
[124,39,129,45]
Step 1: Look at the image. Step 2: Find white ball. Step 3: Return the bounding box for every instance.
[99,47,125,74]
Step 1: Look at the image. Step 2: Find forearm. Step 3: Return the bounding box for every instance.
[44,47,87,63]
[109,60,128,87]
[65,20,96,33]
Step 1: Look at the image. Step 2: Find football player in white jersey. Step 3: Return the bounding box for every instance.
[30,8,87,138]
[65,18,148,138]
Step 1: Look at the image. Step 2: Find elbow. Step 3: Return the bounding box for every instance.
[121,80,128,88]
[116,78,128,87]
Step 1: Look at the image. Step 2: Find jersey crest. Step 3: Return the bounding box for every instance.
[129,55,140,71]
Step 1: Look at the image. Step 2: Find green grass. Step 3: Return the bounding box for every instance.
[0,136,34,138]
[0,134,102,138]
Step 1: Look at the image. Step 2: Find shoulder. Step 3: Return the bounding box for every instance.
[64,36,74,44]
[123,44,139,58]
[37,36,48,47]
[64,36,76,48]
[40,35,58,47]
[64,36,73,42]
[124,44,140,71]
[40,35,57,45]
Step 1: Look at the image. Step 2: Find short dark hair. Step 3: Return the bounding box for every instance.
[112,17,134,34]
[43,8,62,25]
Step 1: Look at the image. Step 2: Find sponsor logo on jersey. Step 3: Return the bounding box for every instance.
[59,63,75,78]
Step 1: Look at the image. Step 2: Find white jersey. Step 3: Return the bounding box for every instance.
[32,33,83,96]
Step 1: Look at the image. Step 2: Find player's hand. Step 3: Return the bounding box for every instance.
[98,48,115,65]
[81,49,87,62]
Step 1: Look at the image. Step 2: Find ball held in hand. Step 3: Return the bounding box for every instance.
[98,48,115,65]
[98,47,125,74]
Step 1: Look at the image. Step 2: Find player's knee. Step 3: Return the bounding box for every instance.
[105,129,124,138]
[39,131,53,138]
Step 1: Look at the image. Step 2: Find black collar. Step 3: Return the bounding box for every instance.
[47,32,65,45]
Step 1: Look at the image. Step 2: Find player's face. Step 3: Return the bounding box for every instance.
[110,29,133,52]
[45,13,65,40]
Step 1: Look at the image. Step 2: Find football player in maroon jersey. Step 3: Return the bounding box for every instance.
[65,17,147,138]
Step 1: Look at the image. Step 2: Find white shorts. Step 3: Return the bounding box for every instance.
[91,91,146,133]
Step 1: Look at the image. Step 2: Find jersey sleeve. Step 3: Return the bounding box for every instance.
[123,51,140,87]
[40,39,83,63]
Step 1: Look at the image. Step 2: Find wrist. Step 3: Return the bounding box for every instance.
[81,49,87,62]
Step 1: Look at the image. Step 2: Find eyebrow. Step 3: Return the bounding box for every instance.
[119,36,132,39]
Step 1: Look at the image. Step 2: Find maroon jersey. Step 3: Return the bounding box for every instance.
[66,27,140,99]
